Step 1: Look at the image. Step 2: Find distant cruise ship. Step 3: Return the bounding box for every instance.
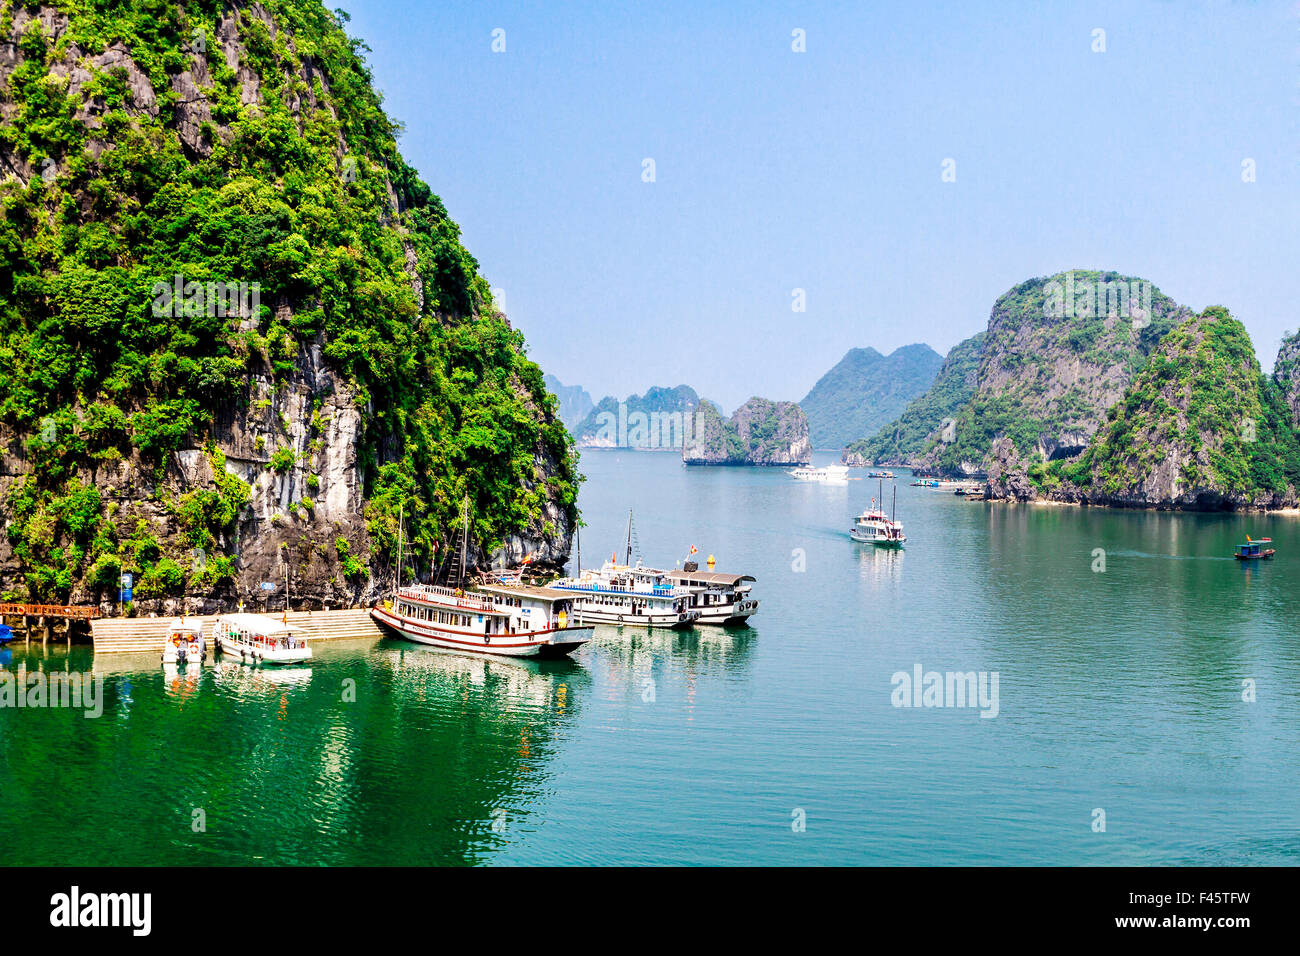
[790,464,849,482]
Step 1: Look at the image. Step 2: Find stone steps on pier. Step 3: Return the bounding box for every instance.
[89,608,383,654]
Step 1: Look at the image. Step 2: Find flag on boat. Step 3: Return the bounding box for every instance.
[689,545,698,555]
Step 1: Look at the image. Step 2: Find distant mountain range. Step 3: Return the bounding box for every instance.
[799,344,943,449]
[570,385,716,449]
[843,333,985,466]
[543,375,596,431]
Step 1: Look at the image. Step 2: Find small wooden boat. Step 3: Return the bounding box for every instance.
[161,617,206,665]
[1234,537,1275,561]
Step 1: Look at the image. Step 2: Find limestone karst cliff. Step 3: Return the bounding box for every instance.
[0,1,578,612]
[682,398,811,465]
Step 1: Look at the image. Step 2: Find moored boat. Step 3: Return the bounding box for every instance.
[160,617,206,665]
[664,566,760,626]
[369,494,593,658]
[371,583,593,657]
[214,613,312,665]
[551,562,699,628]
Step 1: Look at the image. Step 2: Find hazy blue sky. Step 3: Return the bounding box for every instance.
[339,0,1300,411]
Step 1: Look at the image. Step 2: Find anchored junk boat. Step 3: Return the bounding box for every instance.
[368,496,593,658]
[372,583,594,658]
[665,565,759,626]
[552,561,699,628]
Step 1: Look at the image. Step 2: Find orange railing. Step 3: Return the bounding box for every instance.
[0,603,101,619]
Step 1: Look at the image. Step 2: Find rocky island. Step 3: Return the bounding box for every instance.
[850,270,1300,512]
[682,398,811,465]
[0,0,579,614]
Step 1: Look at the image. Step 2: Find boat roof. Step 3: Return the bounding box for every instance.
[217,613,302,636]
[397,584,502,614]
[665,570,756,586]
[167,617,204,632]
[477,583,575,604]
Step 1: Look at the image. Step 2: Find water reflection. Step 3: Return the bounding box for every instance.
[853,542,905,588]
[588,623,756,688]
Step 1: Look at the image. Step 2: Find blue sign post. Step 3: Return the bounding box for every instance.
[120,572,133,604]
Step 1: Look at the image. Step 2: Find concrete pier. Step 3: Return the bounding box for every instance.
[89,608,384,653]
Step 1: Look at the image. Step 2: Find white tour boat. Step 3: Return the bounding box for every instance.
[790,464,850,483]
[368,495,592,658]
[160,617,206,665]
[552,561,699,628]
[850,508,906,546]
[850,481,906,547]
[664,567,760,626]
[371,583,593,658]
[214,613,312,665]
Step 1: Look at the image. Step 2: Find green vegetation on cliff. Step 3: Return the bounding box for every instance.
[1066,308,1300,502]
[0,0,577,601]
[930,271,1188,475]
[573,384,704,447]
[844,333,984,465]
[682,397,810,465]
[800,343,942,449]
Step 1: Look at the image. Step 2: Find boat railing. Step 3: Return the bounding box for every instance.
[401,583,497,612]
[554,579,688,598]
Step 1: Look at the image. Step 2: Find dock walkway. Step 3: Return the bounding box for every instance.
[89,608,384,654]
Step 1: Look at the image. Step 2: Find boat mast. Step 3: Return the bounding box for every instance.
[573,521,581,577]
[625,508,633,566]
[458,494,469,589]
[396,498,404,597]
[892,485,897,523]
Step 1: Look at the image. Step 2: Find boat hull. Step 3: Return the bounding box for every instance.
[850,530,905,547]
[569,606,697,629]
[689,599,759,626]
[371,605,593,657]
[216,633,312,665]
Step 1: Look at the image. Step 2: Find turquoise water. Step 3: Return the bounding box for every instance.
[3,449,1299,865]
